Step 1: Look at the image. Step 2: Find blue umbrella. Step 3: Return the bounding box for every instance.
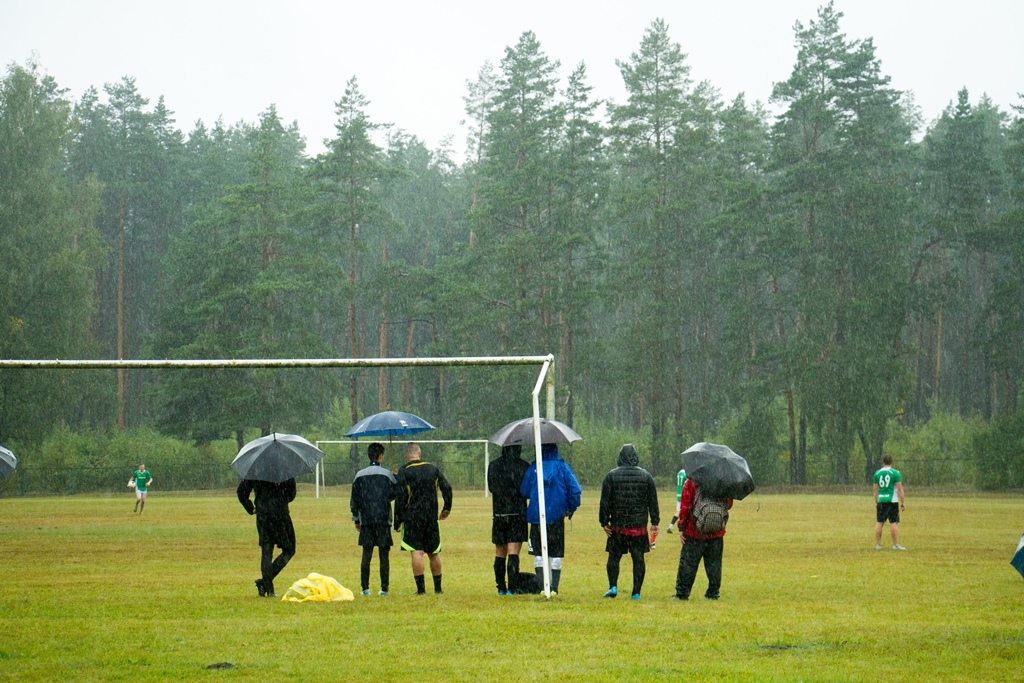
[1012,533,1024,580]
[345,410,435,472]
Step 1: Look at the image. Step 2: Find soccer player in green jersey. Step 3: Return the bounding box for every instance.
[872,454,906,550]
[669,468,687,530]
[131,463,153,513]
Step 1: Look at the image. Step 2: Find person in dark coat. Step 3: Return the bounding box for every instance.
[488,444,530,595]
[237,477,297,598]
[350,442,397,596]
[394,443,453,594]
[673,478,733,600]
[599,444,660,600]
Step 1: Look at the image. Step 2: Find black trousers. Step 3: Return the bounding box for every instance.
[260,542,294,590]
[607,549,646,596]
[674,536,723,598]
[361,545,391,592]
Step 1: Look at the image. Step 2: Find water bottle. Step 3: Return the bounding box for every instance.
[649,526,658,550]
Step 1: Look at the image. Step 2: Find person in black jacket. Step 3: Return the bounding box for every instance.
[487,444,530,595]
[598,444,660,600]
[237,477,297,598]
[350,442,397,596]
[394,443,453,594]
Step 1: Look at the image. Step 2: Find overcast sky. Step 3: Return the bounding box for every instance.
[2,0,1021,159]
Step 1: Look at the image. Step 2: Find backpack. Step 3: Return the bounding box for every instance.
[692,486,729,535]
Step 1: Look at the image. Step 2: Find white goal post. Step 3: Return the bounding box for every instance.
[0,354,558,596]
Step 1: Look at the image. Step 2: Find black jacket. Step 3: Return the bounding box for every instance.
[488,445,530,517]
[394,459,453,528]
[237,478,297,549]
[350,462,397,526]
[599,444,660,529]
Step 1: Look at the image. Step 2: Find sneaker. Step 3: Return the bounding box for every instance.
[631,593,641,601]
[893,545,906,550]
[255,579,266,597]
[875,545,882,550]
[603,587,618,598]
[705,593,720,600]
[378,590,389,597]
[671,594,689,601]
[498,589,508,596]
[434,589,443,595]
[266,591,278,598]
[361,589,371,596]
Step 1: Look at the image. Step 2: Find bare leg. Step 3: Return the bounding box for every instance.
[890,522,900,547]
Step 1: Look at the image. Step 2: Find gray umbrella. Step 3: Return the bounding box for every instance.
[231,433,325,483]
[0,445,17,480]
[681,442,756,500]
[489,417,582,446]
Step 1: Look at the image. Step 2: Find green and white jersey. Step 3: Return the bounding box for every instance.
[133,469,152,492]
[675,469,688,505]
[873,466,901,503]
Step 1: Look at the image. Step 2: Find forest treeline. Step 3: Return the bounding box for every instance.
[2,5,1023,488]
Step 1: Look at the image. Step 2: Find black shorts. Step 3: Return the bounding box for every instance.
[400,520,441,554]
[492,514,528,545]
[256,512,296,553]
[528,520,565,558]
[876,502,900,524]
[358,524,393,548]
[606,531,650,556]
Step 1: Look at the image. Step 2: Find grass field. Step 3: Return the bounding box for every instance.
[1,487,1022,682]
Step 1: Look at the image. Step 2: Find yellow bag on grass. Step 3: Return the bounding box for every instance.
[281,573,354,602]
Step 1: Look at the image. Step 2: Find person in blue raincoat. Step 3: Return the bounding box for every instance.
[519,443,582,595]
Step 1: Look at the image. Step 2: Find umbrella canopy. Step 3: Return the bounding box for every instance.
[1012,533,1024,580]
[0,445,17,480]
[681,442,756,500]
[489,417,582,447]
[344,410,435,438]
[231,433,325,484]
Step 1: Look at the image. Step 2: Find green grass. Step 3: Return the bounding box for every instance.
[1,488,1022,682]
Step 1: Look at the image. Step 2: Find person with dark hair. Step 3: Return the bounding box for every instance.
[599,444,660,600]
[488,444,530,595]
[873,454,906,550]
[520,443,581,596]
[351,442,397,596]
[237,477,297,598]
[394,443,453,595]
[673,478,733,600]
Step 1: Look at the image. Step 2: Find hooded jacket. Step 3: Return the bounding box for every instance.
[599,444,660,530]
[519,443,581,525]
[488,445,530,517]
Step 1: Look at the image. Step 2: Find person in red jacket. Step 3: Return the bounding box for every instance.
[673,478,733,600]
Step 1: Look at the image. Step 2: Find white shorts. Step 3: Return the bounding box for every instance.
[135,489,148,500]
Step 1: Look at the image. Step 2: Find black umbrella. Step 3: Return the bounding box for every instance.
[681,442,755,500]
[231,433,325,483]
[0,445,17,480]
[489,417,582,446]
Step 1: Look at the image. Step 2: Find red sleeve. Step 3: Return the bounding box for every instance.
[679,478,696,521]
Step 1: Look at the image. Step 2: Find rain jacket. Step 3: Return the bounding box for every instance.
[519,443,581,525]
[237,478,296,549]
[599,444,660,530]
[350,462,397,526]
[679,478,732,541]
[488,445,530,517]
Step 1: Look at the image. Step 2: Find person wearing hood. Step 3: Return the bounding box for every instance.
[519,442,582,595]
[599,444,660,600]
[488,444,530,595]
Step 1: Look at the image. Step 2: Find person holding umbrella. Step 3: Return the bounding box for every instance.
[238,476,296,598]
[350,442,397,596]
[673,477,733,600]
[394,443,453,595]
[599,444,660,600]
[520,442,581,596]
[488,444,530,595]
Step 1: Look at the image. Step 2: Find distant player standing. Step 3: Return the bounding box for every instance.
[131,463,153,513]
[873,454,906,550]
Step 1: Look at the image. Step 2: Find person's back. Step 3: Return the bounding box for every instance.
[352,461,397,526]
[489,448,530,516]
[600,444,659,530]
[396,459,452,523]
